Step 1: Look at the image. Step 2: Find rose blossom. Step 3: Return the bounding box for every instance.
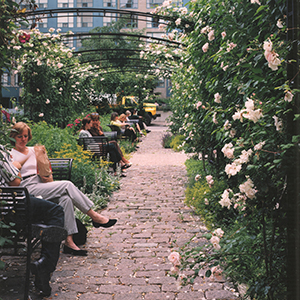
[239,177,257,199]
[277,19,283,28]
[263,39,273,52]
[202,42,209,53]
[221,31,226,39]
[273,115,283,132]
[265,51,281,71]
[221,143,234,159]
[213,112,218,124]
[214,93,222,103]
[284,91,294,102]
[219,189,232,209]
[168,252,180,266]
[225,162,242,177]
[39,113,44,117]
[210,236,221,250]
[223,120,231,130]
[208,30,215,41]
[196,101,202,109]
[213,228,224,238]
[254,141,266,151]
[206,175,214,187]
[195,174,201,181]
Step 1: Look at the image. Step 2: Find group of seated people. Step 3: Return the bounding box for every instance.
[78,111,150,177]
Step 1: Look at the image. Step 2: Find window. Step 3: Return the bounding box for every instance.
[156,78,165,88]
[121,14,138,28]
[146,0,163,9]
[77,15,93,27]
[1,73,10,86]
[120,0,138,9]
[36,0,48,9]
[103,13,117,26]
[63,36,74,48]
[58,14,74,28]
[147,16,159,28]
[77,0,92,7]
[57,0,73,8]
[103,0,116,7]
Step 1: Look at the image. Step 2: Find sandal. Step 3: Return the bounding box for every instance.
[121,164,132,170]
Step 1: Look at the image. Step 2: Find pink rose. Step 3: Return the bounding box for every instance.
[168,251,180,266]
[202,43,209,53]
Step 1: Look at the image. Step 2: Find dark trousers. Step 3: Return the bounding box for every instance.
[106,143,122,171]
[29,196,64,272]
[124,128,137,142]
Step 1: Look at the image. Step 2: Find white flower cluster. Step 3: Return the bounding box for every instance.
[210,228,224,250]
[220,178,256,210]
[263,39,281,71]
[206,175,214,187]
[232,98,263,123]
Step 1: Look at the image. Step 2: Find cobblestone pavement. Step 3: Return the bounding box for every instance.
[0,114,240,300]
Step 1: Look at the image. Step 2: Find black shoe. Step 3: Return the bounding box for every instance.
[63,245,88,256]
[146,130,151,133]
[32,224,68,243]
[92,219,117,228]
[30,258,52,297]
[121,164,132,170]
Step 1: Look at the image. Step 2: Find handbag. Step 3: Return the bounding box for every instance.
[34,145,53,182]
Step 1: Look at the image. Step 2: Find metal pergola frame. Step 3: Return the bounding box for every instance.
[20,7,194,28]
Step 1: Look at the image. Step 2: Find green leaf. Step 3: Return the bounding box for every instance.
[205,270,212,277]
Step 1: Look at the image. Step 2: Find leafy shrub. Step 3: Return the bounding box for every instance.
[185,158,235,229]
[170,134,185,151]
[75,165,120,226]
[27,121,78,157]
[162,132,173,148]
[51,143,111,194]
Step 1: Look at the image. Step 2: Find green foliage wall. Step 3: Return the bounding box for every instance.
[147,0,299,299]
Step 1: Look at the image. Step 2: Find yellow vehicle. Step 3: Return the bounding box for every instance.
[121,96,160,125]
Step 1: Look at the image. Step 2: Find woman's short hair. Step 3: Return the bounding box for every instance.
[9,122,32,145]
[110,112,118,121]
[81,117,91,130]
[125,110,131,116]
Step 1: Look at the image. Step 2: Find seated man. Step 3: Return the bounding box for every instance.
[0,144,67,297]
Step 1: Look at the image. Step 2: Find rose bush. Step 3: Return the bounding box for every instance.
[10,28,99,126]
[145,0,299,299]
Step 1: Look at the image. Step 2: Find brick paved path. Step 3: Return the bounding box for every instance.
[0,116,240,299]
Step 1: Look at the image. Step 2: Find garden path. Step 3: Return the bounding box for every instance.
[0,112,240,300]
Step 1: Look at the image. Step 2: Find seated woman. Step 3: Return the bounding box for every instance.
[79,117,129,175]
[88,112,131,167]
[125,110,144,137]
[10,122,118,257]
[110,112,138,145]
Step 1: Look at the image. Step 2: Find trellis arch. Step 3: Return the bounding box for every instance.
[18,7,192,74]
